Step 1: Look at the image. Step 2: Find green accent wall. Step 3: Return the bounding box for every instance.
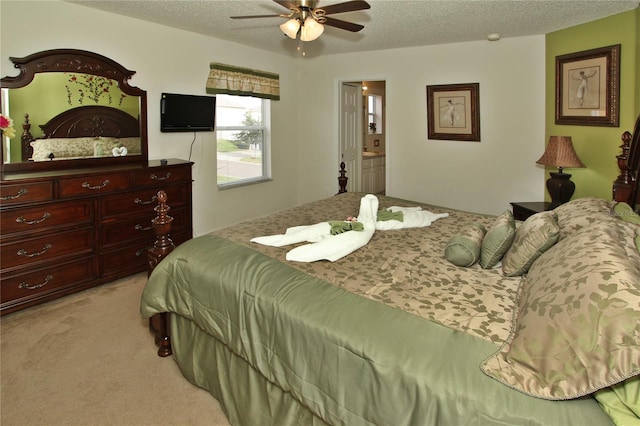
[545,8,639,201]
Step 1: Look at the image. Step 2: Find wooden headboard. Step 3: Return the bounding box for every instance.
[21,105,140,159]
[613,113,640,211]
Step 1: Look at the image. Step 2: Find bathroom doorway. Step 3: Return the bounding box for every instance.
[339,80,386,193]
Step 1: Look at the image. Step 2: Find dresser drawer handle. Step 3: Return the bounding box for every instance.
[16,212,51,225]
[136,247,152,256]
[17,244,52,258]
[19,275,53,290]
[1,188,28,200]
[134,195,157,205]
[82,179,110,190]
[150,172,171,181]
[135,224,154,231]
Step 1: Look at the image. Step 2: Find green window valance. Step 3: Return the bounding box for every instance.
[206,63,280,100]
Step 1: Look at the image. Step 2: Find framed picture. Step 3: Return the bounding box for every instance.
[555,44,620,127]
[427,83,480,141]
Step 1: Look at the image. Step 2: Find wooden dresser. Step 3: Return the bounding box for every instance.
[0,159,192,315]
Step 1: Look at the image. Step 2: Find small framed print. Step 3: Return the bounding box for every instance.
[555,44,620,127]
[427,82,480,141]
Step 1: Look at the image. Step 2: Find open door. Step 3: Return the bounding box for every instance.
[339,82,362,192]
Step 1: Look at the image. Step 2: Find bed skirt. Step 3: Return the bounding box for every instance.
[171,314,329,425]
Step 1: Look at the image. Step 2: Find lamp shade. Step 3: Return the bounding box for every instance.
[536,136,585,170]
[280,19,300,39]
[300,17,324,41]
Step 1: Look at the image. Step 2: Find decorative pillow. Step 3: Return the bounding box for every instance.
[481,220,640,400]
[99,136,142,155]
[612,202,640,225]
[553,197,612,239]
[502,211,559,277]
[31,137,99,161]
[444,223,486,267]
[479,210,515,269]
[594,376,640,426]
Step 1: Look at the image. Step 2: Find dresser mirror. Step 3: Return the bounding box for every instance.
[1,49,148,172]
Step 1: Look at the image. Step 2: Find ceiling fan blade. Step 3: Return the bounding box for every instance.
[273,0,298,11]
[230,14,285,19]
[320,0,370,15]
[322,16,364,32]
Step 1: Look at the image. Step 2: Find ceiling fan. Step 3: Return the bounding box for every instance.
[231,0,371,42]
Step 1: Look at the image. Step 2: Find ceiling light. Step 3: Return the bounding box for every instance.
[280,19,300,39]
[487,33,501,41]
[300,17,324,42]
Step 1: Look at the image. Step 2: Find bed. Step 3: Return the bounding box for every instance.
[140,117,640,426]
[21,105,141,161]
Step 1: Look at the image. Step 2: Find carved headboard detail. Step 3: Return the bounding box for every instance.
[22,106,140,160]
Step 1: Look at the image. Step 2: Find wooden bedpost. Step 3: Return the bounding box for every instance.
[21,113,34,161]
[147,190,175,272]
[147,190,175,357]
[337,161,348,194]
[613,130,633,203]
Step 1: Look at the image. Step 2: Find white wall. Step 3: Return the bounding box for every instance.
[296,37,546,215]
[2,1,546,235]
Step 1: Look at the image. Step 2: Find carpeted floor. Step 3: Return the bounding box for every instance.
[0,273,231,426]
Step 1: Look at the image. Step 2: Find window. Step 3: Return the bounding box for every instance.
[216,94,271,188]
[367,94,382,134]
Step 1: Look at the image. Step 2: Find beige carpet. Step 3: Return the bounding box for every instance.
[1,273,231,426]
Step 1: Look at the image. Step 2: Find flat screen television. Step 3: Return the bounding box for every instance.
[160,93,216,132]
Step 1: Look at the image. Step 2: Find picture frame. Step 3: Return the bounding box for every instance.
[555,44,620,127]
[426,83,480,141]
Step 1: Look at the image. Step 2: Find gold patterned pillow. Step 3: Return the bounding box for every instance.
[553,197,613,239]
[481,219,640,400]
[502,211,559,277]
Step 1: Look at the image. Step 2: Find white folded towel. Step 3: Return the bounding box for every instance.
[250,222,332,247]
[375,209,449,230]
[251,195,448,262]
[285,194,378,262]
[387,206,423,212]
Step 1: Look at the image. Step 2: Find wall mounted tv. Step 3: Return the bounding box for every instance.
[160,93,216,132]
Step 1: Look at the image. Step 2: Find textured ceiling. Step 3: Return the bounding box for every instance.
[68,0,639,58]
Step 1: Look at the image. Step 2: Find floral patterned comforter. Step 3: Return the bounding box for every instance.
[213,192,521,344]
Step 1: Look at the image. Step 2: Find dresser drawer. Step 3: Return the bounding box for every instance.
[131,165,191,187]
[100,185,188,217]
[1,199,92,236]
[100,208,186,248]
[58,173,129,198]
[0,258,95,306]
[100,231,188,277]
[0,181,54,206]
[1,228,93,271]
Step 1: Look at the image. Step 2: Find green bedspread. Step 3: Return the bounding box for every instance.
[141,234,613,425]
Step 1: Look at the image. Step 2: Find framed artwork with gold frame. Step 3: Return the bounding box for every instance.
[555,44,620,127]
[427,82,480,141]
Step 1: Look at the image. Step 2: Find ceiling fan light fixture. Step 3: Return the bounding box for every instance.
[280,18,300,39]
[300,16,324,41]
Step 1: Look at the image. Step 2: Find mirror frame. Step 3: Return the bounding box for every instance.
[1,48,148,172]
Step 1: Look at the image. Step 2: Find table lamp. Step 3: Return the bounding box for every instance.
[536,136,585,209]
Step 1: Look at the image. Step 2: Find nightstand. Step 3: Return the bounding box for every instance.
[510,201,551,221]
